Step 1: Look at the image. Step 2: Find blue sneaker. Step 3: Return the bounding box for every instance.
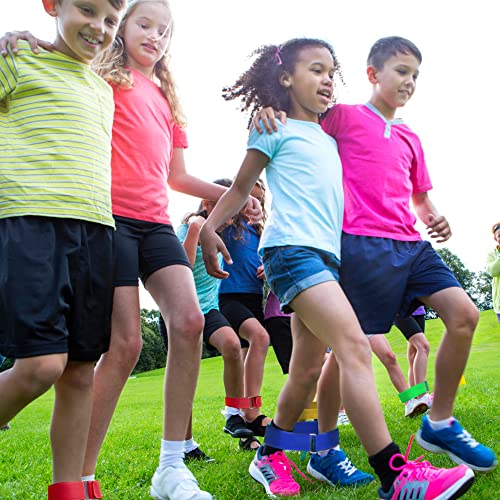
[416,414,497,472]
[306,447,374,487]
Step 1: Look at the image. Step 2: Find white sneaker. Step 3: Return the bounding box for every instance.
[150,464,213,500]
[404,395,430,418]
[336,411,350,426]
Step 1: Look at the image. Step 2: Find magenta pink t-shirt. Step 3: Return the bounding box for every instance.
[111,69,188,224]
[321,103,432,241]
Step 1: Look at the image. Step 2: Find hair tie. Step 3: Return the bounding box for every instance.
[274,46,283,65]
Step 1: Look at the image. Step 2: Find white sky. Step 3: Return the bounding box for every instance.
[2,0,498,310]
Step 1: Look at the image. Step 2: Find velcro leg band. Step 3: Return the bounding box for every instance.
[264,422,339,452]
[84,481,102,499]
[225,396,262,409]
[398,381,429,403]
[48,482,86,500]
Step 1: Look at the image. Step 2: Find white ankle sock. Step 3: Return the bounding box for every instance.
[159,439,185,470]
[427,415,454,431]
[224,406,240,419]
[81,474,95,481]
[184,437,200,453]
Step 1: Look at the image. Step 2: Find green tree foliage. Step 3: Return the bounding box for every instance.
[437,248,492,311]
[133,308,165,374]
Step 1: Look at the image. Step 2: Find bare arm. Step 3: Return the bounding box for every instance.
[181,217,205,267]
[200,149,269,278]
[486,249,500,277]
[168,148,262,222]
[412,191,451,243]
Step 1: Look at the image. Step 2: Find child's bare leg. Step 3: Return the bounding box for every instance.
[209,327,244,397]
[239,319,269,422]
[316,352,341,433]
[369,334,408,393]
[51,361,94,483]
[273,315,326,430]
[424,287,478,420]
[147,265,204,441]
[83,287,142,476]
[408,333,430,385]
[292,281,391,455]
[0,354,66,425]
[407,342,417,386]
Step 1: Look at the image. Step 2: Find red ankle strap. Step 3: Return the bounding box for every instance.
[48,482,85,500]
[225,396,262,409]
[85,481,102,499]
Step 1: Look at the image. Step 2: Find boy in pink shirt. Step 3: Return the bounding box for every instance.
[256,36,497,481]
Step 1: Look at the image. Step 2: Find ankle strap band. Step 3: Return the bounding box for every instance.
[398,381,429,403]
[225,396,262,409]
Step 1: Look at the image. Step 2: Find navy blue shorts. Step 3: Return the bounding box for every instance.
[262,245,340,313]
[0,216,113,361]
[113,215,190,287]
[340,233,460,335]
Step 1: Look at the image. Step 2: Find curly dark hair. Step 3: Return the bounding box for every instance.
[223,38,343,128]
[367,36,422,70]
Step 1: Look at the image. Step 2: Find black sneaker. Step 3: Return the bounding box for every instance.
[184,447,215,463]
[0,423,10,431]
[223,414,254,438]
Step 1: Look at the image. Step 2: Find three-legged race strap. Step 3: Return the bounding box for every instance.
[225,396,262,409]
[264,420,339,452]
[398,381,430,403]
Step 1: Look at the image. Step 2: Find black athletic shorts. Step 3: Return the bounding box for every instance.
[113,215,190,286]
[0,216,113,361]
[264,316,292,374]
[394,314,426,340]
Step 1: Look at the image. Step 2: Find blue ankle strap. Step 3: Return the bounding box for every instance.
[264,420,339,452]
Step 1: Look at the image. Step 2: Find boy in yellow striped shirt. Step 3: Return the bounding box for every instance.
[0,1,126,499]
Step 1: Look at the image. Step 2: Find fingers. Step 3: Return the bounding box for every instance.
[242,196,263,223]
[200,232,232,278]
[0,31,41,56]
[426,214,452,242]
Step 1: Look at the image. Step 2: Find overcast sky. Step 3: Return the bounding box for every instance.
[2,0,498,310]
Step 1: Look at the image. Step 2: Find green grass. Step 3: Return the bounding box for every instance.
[1,310,499,499]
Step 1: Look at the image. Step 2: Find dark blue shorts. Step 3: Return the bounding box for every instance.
[262,245,340,313]
[340,233,460,335]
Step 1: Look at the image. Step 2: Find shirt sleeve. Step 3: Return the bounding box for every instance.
[173,123,188,149]
[176,223,189,243]
[320,104,342,138]
[486,249,500,277]
[409,134,433,194]
[247,120,284,159]
[0,48,18,100]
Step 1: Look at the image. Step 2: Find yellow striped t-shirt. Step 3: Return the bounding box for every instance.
[0,41,114,227]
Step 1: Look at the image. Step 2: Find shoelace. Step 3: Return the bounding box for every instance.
[457,430,479,448]
[266,451,314,485]
[388,435,440,480]
[337,457,358,476]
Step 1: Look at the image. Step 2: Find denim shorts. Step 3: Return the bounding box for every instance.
[262,246,340,313]
[340,233,460,335]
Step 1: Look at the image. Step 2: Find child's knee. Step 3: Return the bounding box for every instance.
[169,310,204,344]
[222,337,243,361]
[18,356,66,392]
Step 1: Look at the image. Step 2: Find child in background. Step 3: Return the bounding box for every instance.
[201,37,473,499]
[218,179,271,436]
[255,35,497,475]
[264,290,292,375]
[486,223,500,324]
[0,0,126,498]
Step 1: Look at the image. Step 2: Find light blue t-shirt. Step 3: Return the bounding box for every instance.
[248,118,343,258]
[177,223,221,315]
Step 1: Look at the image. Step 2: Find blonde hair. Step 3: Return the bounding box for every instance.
[94,0,186,126]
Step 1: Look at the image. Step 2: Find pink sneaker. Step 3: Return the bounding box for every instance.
[379,436,475,499]
[249,447,310,497]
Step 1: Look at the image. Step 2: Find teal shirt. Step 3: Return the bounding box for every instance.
[177,224,222,314]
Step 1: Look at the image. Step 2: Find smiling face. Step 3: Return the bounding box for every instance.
[122,1,172,77]
[48,0,123,64]
[280,45,335,122]
[368,52,420,119]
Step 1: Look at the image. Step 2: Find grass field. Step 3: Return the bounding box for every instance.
[1,310,499,499]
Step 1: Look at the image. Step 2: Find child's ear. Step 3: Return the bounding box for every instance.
[42,0,58,17]
[279,71,292,88]
[367,65,378,84]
